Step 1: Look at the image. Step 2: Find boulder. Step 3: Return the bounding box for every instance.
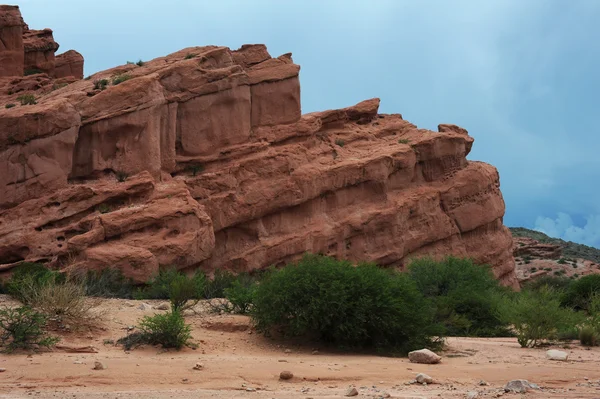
[415,373,433,384]
[546,349,568,361]
[408,349,442,364]
[504,379,539,393]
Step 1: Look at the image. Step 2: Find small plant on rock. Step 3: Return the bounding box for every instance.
[184,53,196,60]
[189,163,204,177]
[112,73,131,86]
[136,59,145,67]
[334,138,345,147]
[0,306,59,352]
[16,94,37,105]
[116,171,128,182]
[93,79,109,90]
[398,139,410,144]
[5,103,15,109]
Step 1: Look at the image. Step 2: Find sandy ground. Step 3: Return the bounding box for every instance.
[1,296,600,398]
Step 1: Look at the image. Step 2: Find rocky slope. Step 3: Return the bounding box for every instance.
[511,227,600,283]
[0,6,517,287]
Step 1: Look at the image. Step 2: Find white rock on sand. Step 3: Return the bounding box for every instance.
[546,349,568,361]
[408,349,442,364]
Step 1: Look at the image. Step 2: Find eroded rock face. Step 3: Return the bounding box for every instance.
[55,50,84,79]
[0,5,25,77]
[0,24,517,285]
[0,7,83,79]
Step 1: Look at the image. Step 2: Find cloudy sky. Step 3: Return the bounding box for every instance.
[17,0,600,248]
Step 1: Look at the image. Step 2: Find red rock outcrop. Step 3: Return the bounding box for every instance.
[0,5,24,77]
[0,13,517,286]
[0,6,82,79]
[55,50,84,79]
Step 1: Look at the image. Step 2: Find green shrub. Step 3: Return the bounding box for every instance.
[184,53,196,60]
[16,94,36,105]
[252,254,441,354]
[80,268,136,298]
[579,325,598,346]
[204,269,236,299]
[5,103,15,109]
[524,275,571,292]
[189,163,204,177]
[562,274,600,311]
[116,171,128,182]
[334,139,345,147]
[498,287,580,348]
[112,74,131,85]
[579,294,600,346]
[97,203,111,214]
[408,257,509,337]
[93,79,109,90]
[0,306,59,352]
[136,59,145,67]
[398,139,410,144]
[135,269,206,311]
[558,258,567,264]
[138,310,192,349]
[5,263,62,302]
[224,279,257,314]
[24,68,43,76]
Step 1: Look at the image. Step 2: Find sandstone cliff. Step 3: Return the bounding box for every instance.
[0,7,517,287]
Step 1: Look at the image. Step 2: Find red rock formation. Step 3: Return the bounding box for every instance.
[0,5,24,77]
[0,6,83,79]
[55,50,84,79]
[23,28,59,75]
[0,41,518,287]
[513,237,562,260]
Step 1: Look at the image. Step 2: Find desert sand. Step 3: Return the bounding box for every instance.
[1,296,599,399]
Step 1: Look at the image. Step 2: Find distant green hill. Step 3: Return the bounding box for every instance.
[510,227,600,263]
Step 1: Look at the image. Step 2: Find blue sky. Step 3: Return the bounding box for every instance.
[17,0,600,248]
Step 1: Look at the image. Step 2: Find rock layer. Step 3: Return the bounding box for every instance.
[0,11,517,286]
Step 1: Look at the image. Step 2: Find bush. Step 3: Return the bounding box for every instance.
[135,269,206,311]
[204,269,236,299]
[562,274,600,311]
[112,74,131,85]
[93,79,109,90]
[5,103,15,109]
[334,139,345,147]
[5,263,62,302]
[16,94,37,105]
[558,258,567,264]
[184,53,196,60]
[0,307,59,352]
[408,257,509,337]
[136,59,145,67]
[24,68,43,76]
[524,275,571,292]
[138,310,192,349]
[498,287,580,348]
[224,279,257,314]
[398,139,410,144]
[20,276,103,326]
[252,254,441,354]
[116,171,128,182]
[81,268,136,298]
[579,325,598,346]
[578,294,600,346]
